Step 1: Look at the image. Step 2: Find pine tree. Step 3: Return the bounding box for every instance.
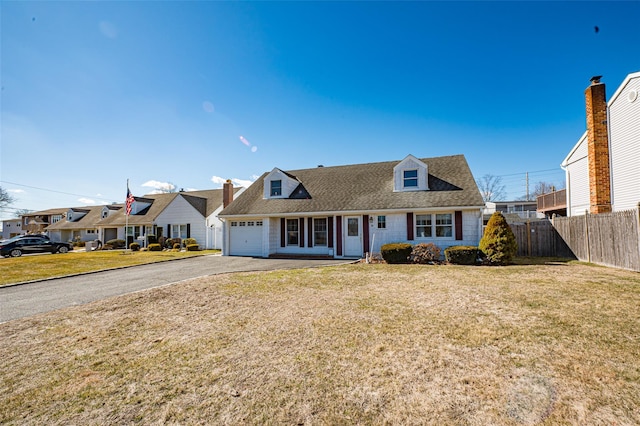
[479,212,517,265]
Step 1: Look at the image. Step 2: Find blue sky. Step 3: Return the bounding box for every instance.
[1,1,639,220]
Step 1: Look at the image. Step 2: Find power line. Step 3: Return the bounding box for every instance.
[0,180,115,203]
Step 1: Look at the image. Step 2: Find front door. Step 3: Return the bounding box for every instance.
[344,216,362,257]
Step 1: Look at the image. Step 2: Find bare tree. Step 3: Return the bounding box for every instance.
[533,181,564,197]
[476,174,506,202]
[0,186,15,209]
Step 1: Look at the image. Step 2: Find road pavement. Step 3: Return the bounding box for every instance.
[0,255,351,323]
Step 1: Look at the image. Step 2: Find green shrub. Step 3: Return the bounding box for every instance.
[184,238,197,247]
[106,239,125,249]
[129,242,140,251]
[445,246,481,265]
[173,243,181,250]
[147,234,157,244]
[148,243,162,251]
[186,244,200,251]
[381,243,413,264]
[479,212,517,265]
[410,243,441,264]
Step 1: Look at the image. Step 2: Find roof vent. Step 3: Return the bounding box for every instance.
[318,165,324,168]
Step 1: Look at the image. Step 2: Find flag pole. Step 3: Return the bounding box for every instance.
[125,179,129,251]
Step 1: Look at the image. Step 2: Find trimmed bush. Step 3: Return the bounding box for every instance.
[173,243,181,250]
[148,243,162,251]
[381,243,413,264]
[129,242,140,251]
[184,238,197,247]
[445,246,481,265]
[410,243,441,264]
[147,234,157,244]
[106,239,125,249]
[186,244,200,251]
[479,212,518,265]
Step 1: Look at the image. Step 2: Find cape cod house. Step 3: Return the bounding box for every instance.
[561,72,640,216]
[219,154,485,258]
[95,185,243,249]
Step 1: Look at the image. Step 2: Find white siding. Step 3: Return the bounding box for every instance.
[563,133,590,216]
[609,75,640,212]
[393,155,429,192]
[368,210,481,255]
[156,196,207,245]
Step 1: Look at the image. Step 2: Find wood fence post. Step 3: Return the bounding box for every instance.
[636,203,640,268]
[526,220,532,256]
[585,211,591,263]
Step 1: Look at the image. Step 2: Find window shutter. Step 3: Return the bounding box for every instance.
[455,211,463,240]
[363,215,370,253]
[336,216,343,256]
[280,218,286,247]
[328,216,334,248]
[406,213,414,240]
[187,223,191,238]
[167,224,171,238]
[307,217,313,247]
[299,218,305,247]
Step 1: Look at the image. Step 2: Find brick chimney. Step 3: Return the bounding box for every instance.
[222,179,233,208]
[585,75,612,214]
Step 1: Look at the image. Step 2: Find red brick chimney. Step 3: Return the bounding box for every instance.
[222,179,233,208]
[585,76,612,214]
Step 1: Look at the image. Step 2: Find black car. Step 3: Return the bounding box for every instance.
[0,235,73,257]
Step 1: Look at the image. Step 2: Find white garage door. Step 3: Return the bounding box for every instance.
[229,220,263,256]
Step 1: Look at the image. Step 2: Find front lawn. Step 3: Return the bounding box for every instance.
[1,262,638,424]
[0,249,219,286]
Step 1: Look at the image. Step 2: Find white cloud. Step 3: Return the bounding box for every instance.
[142,180,176,193]
[78,198,95,204]
[7,189,25,194]
[211,175,257,188]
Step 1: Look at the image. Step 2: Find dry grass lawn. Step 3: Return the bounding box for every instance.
[1,262,639,425]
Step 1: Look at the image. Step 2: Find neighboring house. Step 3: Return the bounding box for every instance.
[219,154,485,258]
[96,184,243,249]
[1,218,23,239]
[20,208,68,235]
[484,200,544,225]
[562,72,640,216]
[46,205,115,243]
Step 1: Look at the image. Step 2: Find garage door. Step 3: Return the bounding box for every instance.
[229,220,263,256]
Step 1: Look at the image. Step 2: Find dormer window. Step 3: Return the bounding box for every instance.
[403,170,418,188]
[270,180,282,197]
[393,155,429,192]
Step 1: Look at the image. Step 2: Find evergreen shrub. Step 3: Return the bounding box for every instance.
[148,243,162,251]
[445,246,481,265]
[129,242,140,251]
[381,243,413,264]
[479,212,518,265]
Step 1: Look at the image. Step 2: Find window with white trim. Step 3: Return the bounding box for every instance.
[286,219,298,246]
[313,218,327,246]
[416,214,432,238]
[435,214,453,237]
[171,224,188,239]
[270,180,282,196]
[403,169,418,188]
[377,215,386,229]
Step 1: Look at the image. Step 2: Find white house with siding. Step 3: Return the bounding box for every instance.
[562,72,640,216]
[219,154,485,259]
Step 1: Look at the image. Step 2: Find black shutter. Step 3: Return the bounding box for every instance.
[308,217,313,247]
[187,223,191,238]
[299,218,305,247]
[328,217,334,248]
[363,215,370,253]
[280,218,286,247]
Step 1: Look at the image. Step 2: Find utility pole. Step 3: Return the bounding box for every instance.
[526,172,530,201]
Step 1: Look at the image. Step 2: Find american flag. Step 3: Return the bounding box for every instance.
[126,187,135,215]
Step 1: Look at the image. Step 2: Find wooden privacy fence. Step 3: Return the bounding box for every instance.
[551,205,640,272]
[510,220,574,258]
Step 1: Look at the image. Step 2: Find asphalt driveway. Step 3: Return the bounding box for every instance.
[0,255,351,323]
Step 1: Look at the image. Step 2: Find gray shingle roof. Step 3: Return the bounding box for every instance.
[220,154,484,216]
[96,188,242,226]
[46,205,106,231]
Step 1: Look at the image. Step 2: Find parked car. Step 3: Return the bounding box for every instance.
[0,235,73,257]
